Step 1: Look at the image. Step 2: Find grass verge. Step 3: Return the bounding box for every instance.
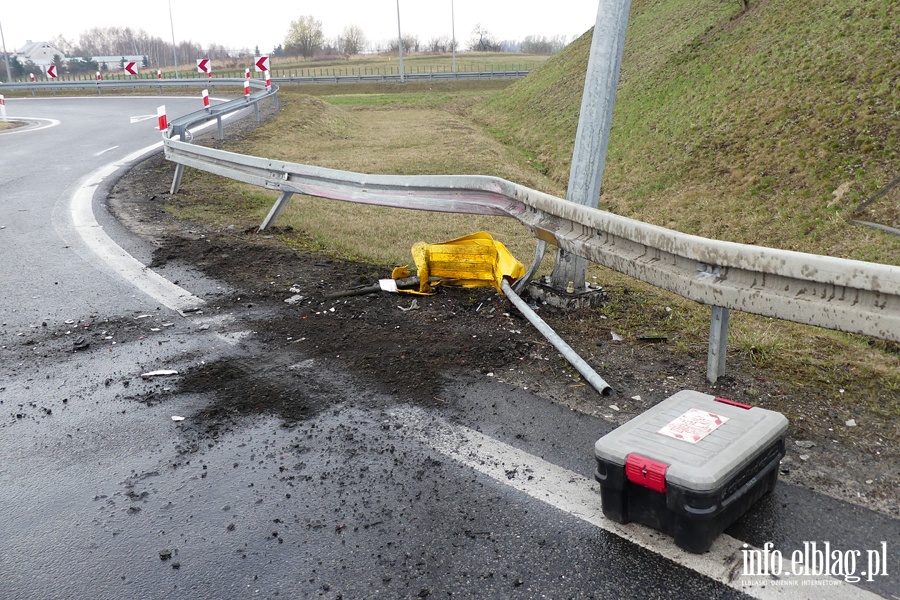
[167,83,899,429]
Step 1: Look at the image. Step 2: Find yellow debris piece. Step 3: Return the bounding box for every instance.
[406,232,525,295]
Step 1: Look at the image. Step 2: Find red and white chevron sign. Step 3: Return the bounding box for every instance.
[254,56,270,72]
[46,65,57,79]
[196,58,210,74]
[124,62,138,75]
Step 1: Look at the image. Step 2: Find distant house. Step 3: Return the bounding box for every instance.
[15,41,65,67]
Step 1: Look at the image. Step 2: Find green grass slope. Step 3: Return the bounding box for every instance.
[475,0,899,264]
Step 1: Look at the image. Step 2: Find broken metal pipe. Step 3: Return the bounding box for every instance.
[501,279,613,396]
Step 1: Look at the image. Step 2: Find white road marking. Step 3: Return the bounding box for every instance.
[94,145,119,156]
[390,406,884,600]
[0,118,60,135]
[70,140,205,313]
[68,101,252,313]
[130,115,157,124]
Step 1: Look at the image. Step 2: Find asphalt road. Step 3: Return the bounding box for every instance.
[0,96,896,600]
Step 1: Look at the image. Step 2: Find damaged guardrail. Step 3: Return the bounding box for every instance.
[163,138,900,383]
[164,78,278,142]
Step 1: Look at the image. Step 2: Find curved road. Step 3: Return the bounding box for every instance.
[0,96,896,599]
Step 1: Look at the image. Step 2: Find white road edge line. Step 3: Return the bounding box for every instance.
[390,406,884,600]
[94,145,119,156]
[70,139,205,313]
[69,104,248,313]
[0,117,60,135]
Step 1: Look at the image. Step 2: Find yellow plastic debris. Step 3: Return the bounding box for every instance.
[403,231,525,295]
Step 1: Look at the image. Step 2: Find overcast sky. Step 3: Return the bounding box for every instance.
[1,1,598,54]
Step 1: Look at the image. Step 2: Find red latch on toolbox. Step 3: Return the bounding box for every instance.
[625,453,668,493]
[715,397,753,410]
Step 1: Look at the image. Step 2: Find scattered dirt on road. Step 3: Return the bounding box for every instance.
[104,146,898,518]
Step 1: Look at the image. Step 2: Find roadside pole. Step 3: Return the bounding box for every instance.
[548,0,632,292]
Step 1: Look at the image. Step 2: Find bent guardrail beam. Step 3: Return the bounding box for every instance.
[165,79,278,140]
[163,139,900,382]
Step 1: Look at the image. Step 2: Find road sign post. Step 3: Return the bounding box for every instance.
[197,58,211,79]
[157,105,168,133]
[202,89,210,109]
[0,94,6,121]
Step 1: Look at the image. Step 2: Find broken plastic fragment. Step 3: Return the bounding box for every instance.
[398,299,419,312]
[141,370,179,378]
[379,279,399,293]
[611,331,624,341]
[171,416,185,422]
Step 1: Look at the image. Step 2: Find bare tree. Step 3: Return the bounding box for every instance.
[284,15,324,58]
[206,43,231,61]
[426,35,450,53]
[468,24,500,52]
[388,34,420,54]
[321,37,342,56]
[520,34,568,55]
[49,35,75,56]
[338,24,367,55]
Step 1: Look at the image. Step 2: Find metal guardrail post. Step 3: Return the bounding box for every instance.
[259,192,295,231]
[170,163,185,195]
[707,306,730,383]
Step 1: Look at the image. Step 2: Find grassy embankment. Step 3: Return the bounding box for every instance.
[168,0,899,411]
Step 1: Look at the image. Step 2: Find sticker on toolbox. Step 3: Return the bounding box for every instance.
[657,408,729,443]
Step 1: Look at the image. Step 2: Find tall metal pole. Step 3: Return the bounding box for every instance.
[451,0,457,74]
[169,0,180,77]
[396,0,405,82]
[548,0,632,293]
[0,20,12,83]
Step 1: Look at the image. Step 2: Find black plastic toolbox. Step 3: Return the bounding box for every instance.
[594,390,788,553]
